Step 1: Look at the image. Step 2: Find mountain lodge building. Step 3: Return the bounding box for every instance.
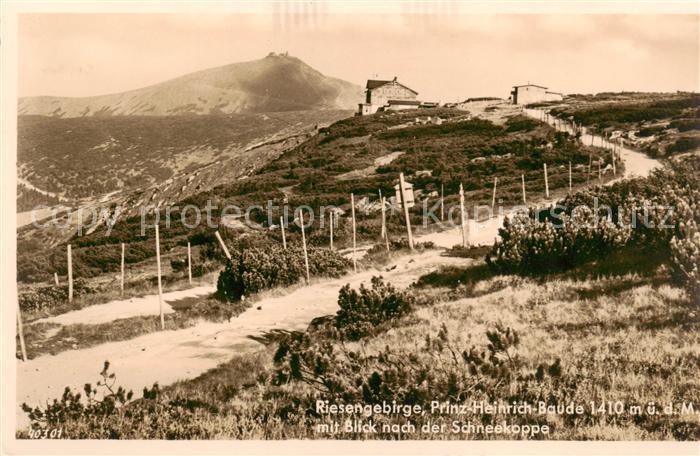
[510,83,564,105]
[358,77,420,115]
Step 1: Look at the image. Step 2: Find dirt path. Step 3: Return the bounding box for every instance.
[34,286,216,326]
[419,215,504,248]
[16,247,471,429]
[523,108,661,179]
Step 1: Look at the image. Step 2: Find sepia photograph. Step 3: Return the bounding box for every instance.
[1,1,699,454]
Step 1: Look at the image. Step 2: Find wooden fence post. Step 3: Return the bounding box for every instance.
[280,216,287,250]
[491,177,498,212]
[17,302,27,362]
[215,230,232,260]
[54,272,59,286]
[544,163,550,199]
[569,161,573,193]
[459,183,469,248]
[521,174,526,204]
[440,183,444,222]
[329,211,334,250]
[382,196,390,252]
[379,189,386,240]
[611,149,617,176]
[398,173,414,251]
[67,244,73,302]
[351,193,357,272]
[598,160,602,182]
[187,241,192,285]
[379,194,386,240]
[120,242,125,296]
[588,153,592,185]
[155,225,164,331]
[300,213,311,285]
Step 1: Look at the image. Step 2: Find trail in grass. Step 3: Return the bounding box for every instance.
[34,286,216,327]
[523,108,661,179]
[16,244,472,430]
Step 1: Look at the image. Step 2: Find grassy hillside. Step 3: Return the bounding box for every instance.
[17,107,611,284]
[17,185,61,213]
[18,110,350,200]
[539,92,700,158]
[29,270,696,440]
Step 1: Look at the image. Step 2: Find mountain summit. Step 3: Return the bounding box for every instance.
[18,53,363,117]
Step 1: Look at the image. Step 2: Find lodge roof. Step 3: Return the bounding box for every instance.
[366,77,419,94]
[513,84,549,89]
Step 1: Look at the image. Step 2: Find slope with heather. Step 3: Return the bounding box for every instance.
[535,92,700,158]
[18,109,350,200]
[17,106,610,284]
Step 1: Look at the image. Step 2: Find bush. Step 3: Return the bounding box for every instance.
[668,183,700,303]
[669,119,700,132]
[170,259,187,273]
[487,209,632,274]
[334,276,415,340]
[215,245,351,302]
[272,323,564,428]
[488,156,700,279]
[505,115,540,133]
[191,263,206,278]
[18,279,93,313]
[21,361,138,429]
[667,137,700,154]
[670,232,700,304]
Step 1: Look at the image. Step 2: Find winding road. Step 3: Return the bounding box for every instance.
[523,107,661,179]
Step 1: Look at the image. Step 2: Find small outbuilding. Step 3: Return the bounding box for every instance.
[511,83,564,105]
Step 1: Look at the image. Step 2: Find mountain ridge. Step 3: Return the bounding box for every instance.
[18,54,363,117]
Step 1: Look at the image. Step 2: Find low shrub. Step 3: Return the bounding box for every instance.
[215,245,351,302]
[670,233,700,304]
[488,156,700,283]
[18,279,93,313]
[667,137,700,154]
[21,361,138,428]
[334,276,415,340]
[170,259,187,273]
[487,208,632,274]
[272,323,565,435]
[505,115,541,133]
[669,119,700,132]
[668,184,700,303]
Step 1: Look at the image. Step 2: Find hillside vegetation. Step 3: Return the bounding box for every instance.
[539,92,700,158]
[18,110,350,200]
[20,157,699,440]
[17,107,610,284]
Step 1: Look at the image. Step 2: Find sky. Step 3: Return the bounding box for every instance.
[17,9,699,102]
